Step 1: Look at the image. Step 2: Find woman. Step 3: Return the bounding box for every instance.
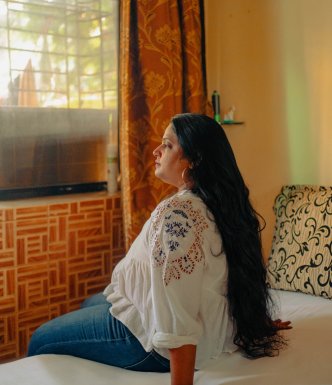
[28,113,290,385]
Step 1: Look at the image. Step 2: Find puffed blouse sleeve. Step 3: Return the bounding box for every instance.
[149,196,209,350]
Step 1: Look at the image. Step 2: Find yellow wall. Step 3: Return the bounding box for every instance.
[205,0,332,257]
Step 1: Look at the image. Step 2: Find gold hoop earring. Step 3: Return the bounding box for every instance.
[181,167,189,183]
[181,167,194,189]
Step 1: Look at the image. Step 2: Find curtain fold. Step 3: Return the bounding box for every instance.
[120,0,211,248]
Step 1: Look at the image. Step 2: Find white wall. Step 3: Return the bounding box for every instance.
[205,0,332,257]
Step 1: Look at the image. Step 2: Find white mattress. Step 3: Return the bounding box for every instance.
[1,289,331,385]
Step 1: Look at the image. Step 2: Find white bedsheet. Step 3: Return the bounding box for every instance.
[1,289,331,385]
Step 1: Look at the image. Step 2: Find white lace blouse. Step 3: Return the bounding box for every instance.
[103,190,236,368]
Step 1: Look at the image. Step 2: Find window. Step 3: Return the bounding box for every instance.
[0,0,119,199]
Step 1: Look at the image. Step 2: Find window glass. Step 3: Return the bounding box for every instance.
[0,0,118,110]
[0,0,119,198]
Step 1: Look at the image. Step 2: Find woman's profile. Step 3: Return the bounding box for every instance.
[28,113,290,385]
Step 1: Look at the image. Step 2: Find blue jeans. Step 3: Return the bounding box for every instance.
[27,293,170,372]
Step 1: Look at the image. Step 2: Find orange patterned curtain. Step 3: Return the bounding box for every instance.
[120,0,211,248]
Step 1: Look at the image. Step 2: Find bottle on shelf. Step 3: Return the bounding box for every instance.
[212,90,221,124]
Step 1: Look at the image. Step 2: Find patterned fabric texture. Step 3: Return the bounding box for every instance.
[267,185,332,299]
[120,0,211,249]
[149,195,208,285]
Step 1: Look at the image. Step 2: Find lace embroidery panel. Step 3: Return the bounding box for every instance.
[150,197,209,285]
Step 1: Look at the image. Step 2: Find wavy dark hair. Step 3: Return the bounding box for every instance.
[171,113,285,358]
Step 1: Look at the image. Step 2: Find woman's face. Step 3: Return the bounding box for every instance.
[153,124,190,190]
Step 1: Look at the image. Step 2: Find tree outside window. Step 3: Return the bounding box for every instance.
[0,0,118,110]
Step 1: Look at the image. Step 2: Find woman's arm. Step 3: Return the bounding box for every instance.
[169,344,196,385]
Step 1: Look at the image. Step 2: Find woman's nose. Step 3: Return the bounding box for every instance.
[153,145,161,157]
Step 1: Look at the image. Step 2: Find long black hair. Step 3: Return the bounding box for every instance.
[171,113,285,358]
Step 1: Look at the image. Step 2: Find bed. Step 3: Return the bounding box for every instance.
[1,289,331,385]
[1,184,332,384]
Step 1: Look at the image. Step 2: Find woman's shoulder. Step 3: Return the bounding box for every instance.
[150,190,210,232]
[154,190,205,216]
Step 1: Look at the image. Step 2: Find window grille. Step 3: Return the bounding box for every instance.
[0,0,118,110]
[0,0,119,199]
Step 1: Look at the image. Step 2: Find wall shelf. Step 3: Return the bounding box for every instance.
[221,121,244,125]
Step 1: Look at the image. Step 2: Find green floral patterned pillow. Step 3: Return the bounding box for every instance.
[267,185,332,299]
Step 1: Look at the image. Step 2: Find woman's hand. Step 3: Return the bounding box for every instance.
[169,344,196,385]
[273,319,292,330]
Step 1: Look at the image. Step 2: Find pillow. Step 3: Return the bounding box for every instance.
[267,185,332,299]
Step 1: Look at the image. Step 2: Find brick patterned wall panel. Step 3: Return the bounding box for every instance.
[0,209,15,222]
[79,199,106,213]
[67,204,109,305]
[16,217,49,265]
[0,297,17,361]
[18,308,50,356]
[48,211,69,319]
[0,193,125,360]
[49,203,71,217]
[17,264,49,311]
[0,251,15,270]
[111,208,126,268]
[16,206,48,221]
[0,211,17,361]
[49,258,68,314]
[0,315,17,361]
